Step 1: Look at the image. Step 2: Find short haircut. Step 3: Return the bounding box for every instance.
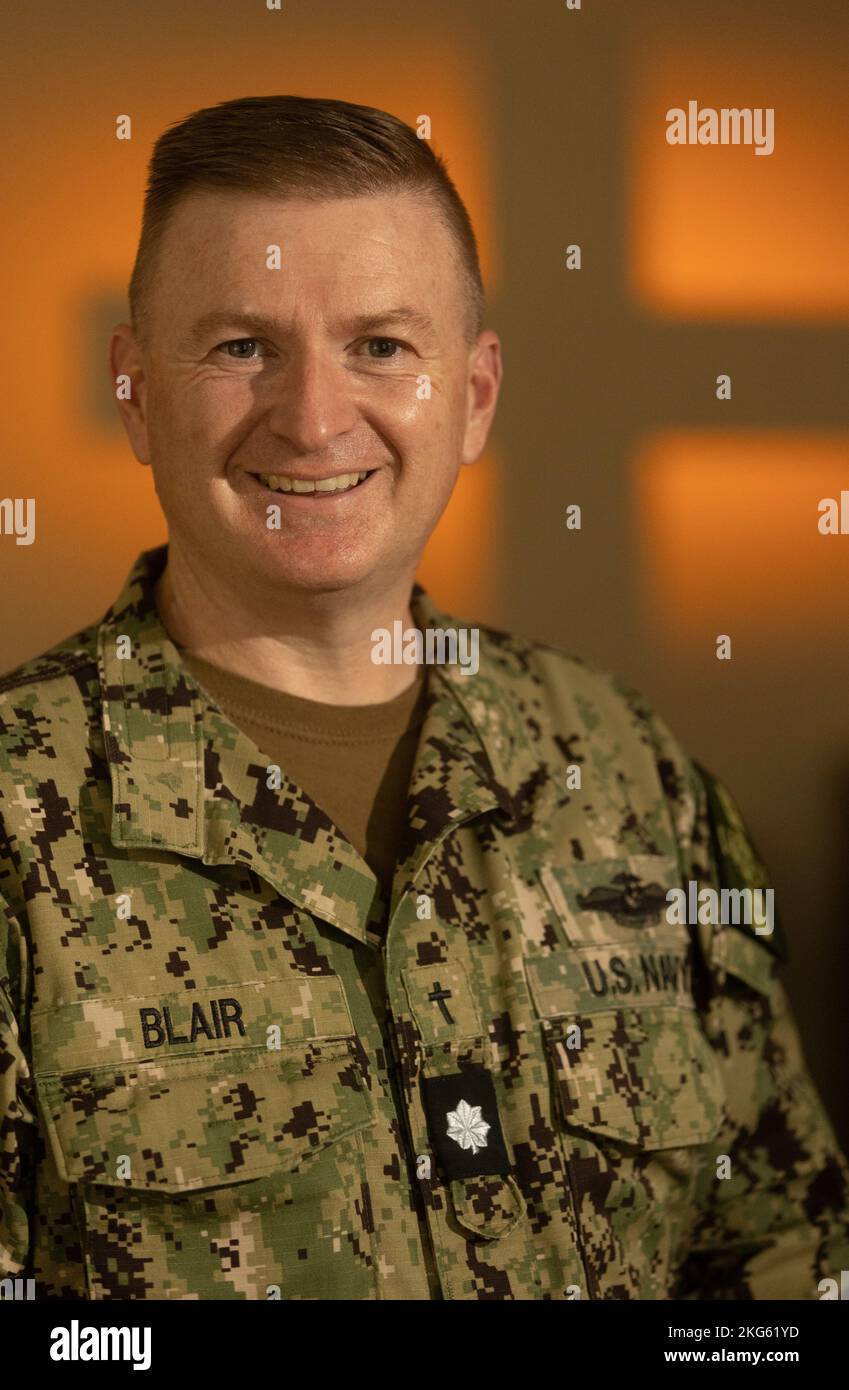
[128,94,486,345]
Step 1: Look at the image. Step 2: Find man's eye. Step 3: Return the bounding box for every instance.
[216,339,265,359]
[362,337,405,360]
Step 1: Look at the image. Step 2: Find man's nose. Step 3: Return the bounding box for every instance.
[265,349,360,454]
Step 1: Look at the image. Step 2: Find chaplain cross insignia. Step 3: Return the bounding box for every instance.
[427,980,455,1025]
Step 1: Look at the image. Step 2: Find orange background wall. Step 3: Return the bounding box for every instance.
[2,0,848,1144]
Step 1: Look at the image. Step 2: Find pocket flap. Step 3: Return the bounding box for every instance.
[544,1006,724,1149]
[539,855,681,945]
[712,924,777,996]
[402,960,482,1043]
[36,1041,372,1193]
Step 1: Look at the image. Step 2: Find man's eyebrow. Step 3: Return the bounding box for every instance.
[345,308,437,337]
[185,307,437,345]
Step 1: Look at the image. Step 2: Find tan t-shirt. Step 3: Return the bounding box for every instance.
[180,651,428,910]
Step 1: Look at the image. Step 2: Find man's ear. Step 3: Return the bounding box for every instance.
[109,323,151,465]
[461,330,502,467]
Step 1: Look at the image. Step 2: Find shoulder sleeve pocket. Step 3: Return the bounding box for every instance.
[36,1040,373,1193]
[695,761,788,965]
[711,924,778,997]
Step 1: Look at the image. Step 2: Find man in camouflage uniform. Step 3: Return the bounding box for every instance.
[1,95,847,1300]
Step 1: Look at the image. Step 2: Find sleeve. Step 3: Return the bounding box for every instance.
[675,762,849,1299]
[0,881,37,1277]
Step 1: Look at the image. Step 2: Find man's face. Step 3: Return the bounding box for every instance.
[115,188,500,600]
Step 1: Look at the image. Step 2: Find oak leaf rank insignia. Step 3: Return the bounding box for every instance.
[420,1066,511,1180]
[446,1098,490,1155]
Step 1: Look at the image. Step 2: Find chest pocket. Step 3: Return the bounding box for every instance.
[529,850,726,1142]
[32,976,376,1300]
[524,935,726,1298]
[539,1003,724,1149]
[526,936,725,1149]
[38,1040,371,1192]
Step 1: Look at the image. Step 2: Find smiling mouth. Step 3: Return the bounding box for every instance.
[251,470,375,496]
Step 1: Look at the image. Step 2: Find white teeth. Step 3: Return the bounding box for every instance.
[257,471,369,494]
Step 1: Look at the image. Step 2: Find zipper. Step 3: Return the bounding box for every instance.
[381,1008,444,1299]
[547,1028,597,1299]
[381,807,496,1300]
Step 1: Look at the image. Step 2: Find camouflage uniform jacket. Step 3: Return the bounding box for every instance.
[1,545,847,1300]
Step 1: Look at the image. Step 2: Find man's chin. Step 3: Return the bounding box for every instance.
[250,547,388,600]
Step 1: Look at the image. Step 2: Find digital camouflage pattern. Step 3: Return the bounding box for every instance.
[1,544,847,1299]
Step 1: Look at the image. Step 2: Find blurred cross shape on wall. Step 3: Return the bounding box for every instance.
[627,31,849,648]
[635,431,849,643]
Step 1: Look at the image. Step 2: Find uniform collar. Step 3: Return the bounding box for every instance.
[408,582,539,823]
[98,546,541,940]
